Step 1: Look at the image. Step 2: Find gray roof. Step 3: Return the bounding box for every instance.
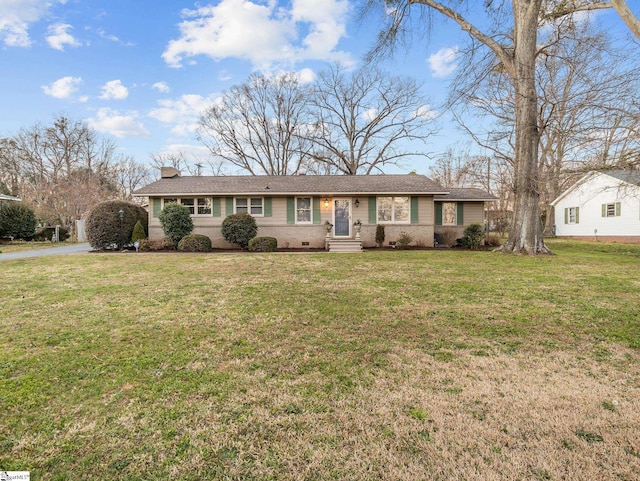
[434,188,497,202]
[604,169,640,185]
[134,174,449,196]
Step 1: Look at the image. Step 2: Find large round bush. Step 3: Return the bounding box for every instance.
[86,200,148,250]
[0,202,37,240]
[178,234,212,252]
[248,236,277,252]
[159,202,193,247]
[221,213,257,249]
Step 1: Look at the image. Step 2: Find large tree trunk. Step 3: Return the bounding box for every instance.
[498,0,551,254]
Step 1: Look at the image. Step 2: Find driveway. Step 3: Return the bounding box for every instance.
[0,243,91,260]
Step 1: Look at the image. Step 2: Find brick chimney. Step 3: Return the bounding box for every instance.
[161,167,181,178]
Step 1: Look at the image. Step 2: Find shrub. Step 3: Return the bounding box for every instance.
[34,226,70,242]
[86,201,148,251]
[375,225,385,248]
[248,236,277,252]
[439,227,459,248]
[462,223,485,250]
[139,238,175,251]
[221,213,258,249]
[0,202,37,240]
[131,220,146,243]
[396,231,413,249]
[159,203,193,247]
[484,232,502,247]
[178,234,212,252]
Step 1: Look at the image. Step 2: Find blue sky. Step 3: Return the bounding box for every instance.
[0,1,636,175]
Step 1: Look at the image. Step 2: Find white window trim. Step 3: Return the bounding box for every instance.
[568,207,577,224]
[162,197,212,216]
[377,196,411,224]
[235,197,264,217]
[295,196,313,224]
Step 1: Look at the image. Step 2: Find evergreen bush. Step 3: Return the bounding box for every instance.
[248,236,277,252]
[178,234,212,252]
[221,213,257,249]
[131,220,146,243]
[375,225,385,247]
[159,203,193,247]
[462,223,485,250]
[139,238,175,251]
[0,202,37,240]
[86,201,148,250]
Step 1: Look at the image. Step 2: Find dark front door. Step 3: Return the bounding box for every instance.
[333,199,351,237]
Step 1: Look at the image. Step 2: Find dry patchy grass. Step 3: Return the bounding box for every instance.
[1,240,639,480]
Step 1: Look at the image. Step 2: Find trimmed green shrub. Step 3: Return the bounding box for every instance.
[139,238,175,251]
[34,226,70,242]
[159,203,193,247]
[248,236,277,252]
[462,223,484,250]
[131,220,146,243]
[221,213,257,249]
[375,225,385,248]
[396,231,413,249]
[0,202,37,240]
[178,234,212,252]
[86,201,148,250]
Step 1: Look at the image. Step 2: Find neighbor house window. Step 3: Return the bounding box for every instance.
[602,202,621,218]
[377,197,410,223]
[567,207,578,224]
[442,202,457,225]
[236,197,263,216]
[296,197,312,223]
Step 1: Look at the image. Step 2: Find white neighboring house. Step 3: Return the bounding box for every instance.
[550,170,640,242]
[0,194,21,202]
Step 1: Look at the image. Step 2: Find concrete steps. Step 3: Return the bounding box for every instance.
[327,239,363,253]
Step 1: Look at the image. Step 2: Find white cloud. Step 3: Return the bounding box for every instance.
[42,76,82,99]
[148,94,215,136]
[152,81,170,94]
[87,108,149,138]
[428,46,459,78]
[362,108,378,122]
[46,23,81,50]
[99,80,129,100]
[162,0,352,69]
[296,67,316,84]
[0,0,67,47]
[415,104,439,120]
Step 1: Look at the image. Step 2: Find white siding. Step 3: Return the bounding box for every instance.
[553,173,640,237]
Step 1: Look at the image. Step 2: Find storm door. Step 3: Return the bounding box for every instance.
[333,199,351,237]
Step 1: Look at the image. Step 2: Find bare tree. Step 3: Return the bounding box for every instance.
[366,0,640,254]
[308,64,437,175]
[198,73,314,175]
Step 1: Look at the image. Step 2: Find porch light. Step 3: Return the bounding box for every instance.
[324,198,329,208]
[354,198,360,208]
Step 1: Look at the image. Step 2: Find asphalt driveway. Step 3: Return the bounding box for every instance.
[0,243,91,260]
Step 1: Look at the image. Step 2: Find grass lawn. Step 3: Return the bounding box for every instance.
[0,241,74,254]
[1,240,639,480]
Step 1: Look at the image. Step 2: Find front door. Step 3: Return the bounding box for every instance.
[333,199,351,237]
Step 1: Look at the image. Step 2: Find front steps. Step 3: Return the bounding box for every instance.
[327,238,363,253]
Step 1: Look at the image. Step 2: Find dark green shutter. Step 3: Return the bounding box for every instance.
[575,207,579,224]
[615,202,621,216]
[368,196,377,224]
[410,197,419,224]
[152,198,161,218]
[564,208,569,224]
[212,198,221,217]
[287,197,295,224]
[435,203,443,225]
[602,204,606,217]
[226,197,234,215]
[313,197,320,224]
[457,202,464,225]
[264,197,272,217]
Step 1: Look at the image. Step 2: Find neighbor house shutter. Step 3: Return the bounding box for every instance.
[212,198,221,217]
[368,196,377,224]
[226,197,234,215]
[287,197,295,224]
[457,202,464,225]
[410,197,419,224]
[602,204,606,217]
[152,198,161,218]
[564,208,568,224]
[575,207,579,224]
[435,203,443,225]
[615,202,621,216]
[313,197,320,224]
[264,197,272,217]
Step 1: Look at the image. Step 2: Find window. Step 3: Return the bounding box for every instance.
[162,197,212,216]
[606,203,616,217]
[377,197,410,223]
[197,198,212,215]
[602,202,621,218]
[163,198,177,207]
[442,202,457,225]
[567,207,578,224]
[236,197,263,216]
[296,197,312,223]
[181,198,195,215]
